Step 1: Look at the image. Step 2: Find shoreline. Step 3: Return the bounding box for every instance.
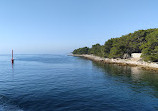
[72,54,158,71]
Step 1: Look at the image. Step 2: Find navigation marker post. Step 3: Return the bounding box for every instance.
[11,50,14,64]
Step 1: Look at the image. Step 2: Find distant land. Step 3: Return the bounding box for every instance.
[73,28,158,62]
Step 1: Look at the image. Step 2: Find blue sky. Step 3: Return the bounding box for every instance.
[0,0,158,54]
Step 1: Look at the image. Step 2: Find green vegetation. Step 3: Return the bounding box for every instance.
[73,47,89,54]
[73,28,158,62]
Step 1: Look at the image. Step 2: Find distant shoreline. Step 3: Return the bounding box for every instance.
[72,54,158,71]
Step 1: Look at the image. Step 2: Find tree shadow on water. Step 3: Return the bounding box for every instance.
[92,61,158,97]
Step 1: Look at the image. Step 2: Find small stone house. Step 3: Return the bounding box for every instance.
[123,53,142,59]
[131,53,142,59]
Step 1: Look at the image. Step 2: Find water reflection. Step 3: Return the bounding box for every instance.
[12,62,14,69]
[92,62,158,97]
[10,60,15,80]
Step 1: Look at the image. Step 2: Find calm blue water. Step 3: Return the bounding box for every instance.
[0,54,158,111]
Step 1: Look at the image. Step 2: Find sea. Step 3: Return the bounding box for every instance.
[0,54,158,111]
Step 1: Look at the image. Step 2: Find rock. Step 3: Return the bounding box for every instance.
[123,53,131,59]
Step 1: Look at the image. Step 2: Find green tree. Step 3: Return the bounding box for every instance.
[73,47,89,54]
[73,28,158,62]
[141,30,158,62]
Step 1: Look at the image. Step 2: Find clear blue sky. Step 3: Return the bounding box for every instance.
[0,0,158,54]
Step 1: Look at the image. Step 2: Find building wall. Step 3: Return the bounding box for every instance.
[131,53,142,58]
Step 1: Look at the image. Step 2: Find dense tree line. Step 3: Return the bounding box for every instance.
[73,28,158,62]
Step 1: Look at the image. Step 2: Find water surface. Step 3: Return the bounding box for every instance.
[0,54,158,111]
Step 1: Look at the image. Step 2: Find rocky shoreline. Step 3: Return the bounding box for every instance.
[72,54,158,71]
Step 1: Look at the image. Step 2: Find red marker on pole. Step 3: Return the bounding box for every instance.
[12,50,14,64]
